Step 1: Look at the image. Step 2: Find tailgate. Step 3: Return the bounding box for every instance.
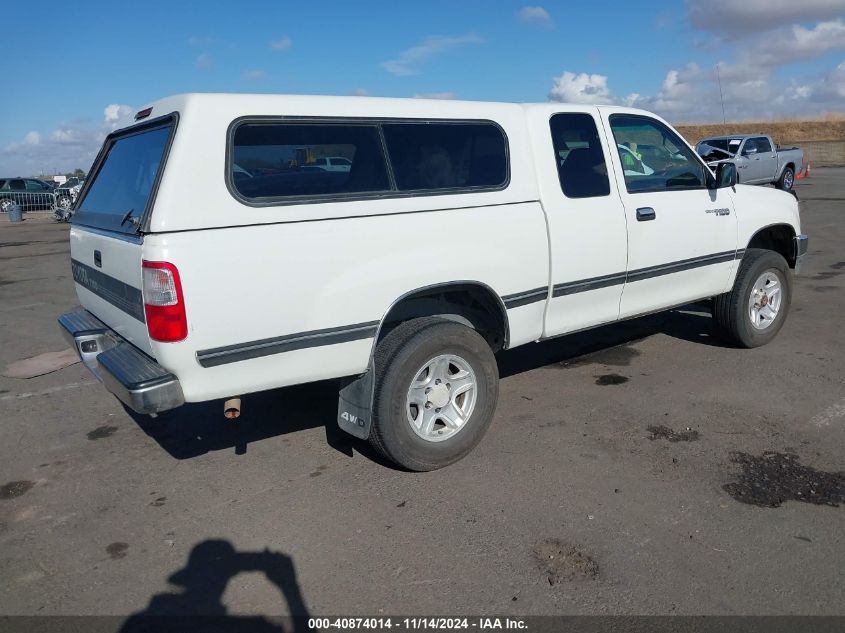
[66,113,177,357]
[70,227,152,355]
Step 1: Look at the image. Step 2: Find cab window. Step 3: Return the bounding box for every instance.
[609,115,708,193]
[754,137,772,153]
[742,138,758,155]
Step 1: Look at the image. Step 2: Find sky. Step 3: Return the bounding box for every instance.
[2,0,844,175]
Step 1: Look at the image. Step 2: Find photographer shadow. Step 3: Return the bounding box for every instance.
[120,539,312,633]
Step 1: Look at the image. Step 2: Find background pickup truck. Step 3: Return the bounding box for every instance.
[695,134,803,191]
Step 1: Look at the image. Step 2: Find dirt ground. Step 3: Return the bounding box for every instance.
[0,171,843,620]
[676,118,845,145]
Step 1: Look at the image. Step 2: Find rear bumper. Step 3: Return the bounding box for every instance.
[794,234,809,273]
[58,310,184,415]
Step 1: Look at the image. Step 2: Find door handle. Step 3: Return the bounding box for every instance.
[636,207,656,222]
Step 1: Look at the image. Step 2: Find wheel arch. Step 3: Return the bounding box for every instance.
[779,162,796,180]
[745,223,797,268]
[372,281,510,357]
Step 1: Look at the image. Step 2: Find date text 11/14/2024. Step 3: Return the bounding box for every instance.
[307,617,528,630]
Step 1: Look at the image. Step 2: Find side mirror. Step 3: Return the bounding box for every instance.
[714,162,737,189]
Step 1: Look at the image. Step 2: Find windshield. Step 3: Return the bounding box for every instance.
[73,120,173,233]
[699,139,730,152]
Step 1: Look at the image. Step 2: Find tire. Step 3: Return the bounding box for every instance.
[56,195,72,211]
[369,317,499,471]
[712,248,792,348]
[0,198,13,213]
[777,166,795,191]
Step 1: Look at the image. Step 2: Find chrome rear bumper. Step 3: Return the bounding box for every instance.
[58,310,184,415]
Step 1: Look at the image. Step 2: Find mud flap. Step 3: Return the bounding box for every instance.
[337,360,375,440]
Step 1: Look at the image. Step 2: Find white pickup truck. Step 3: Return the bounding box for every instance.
[695,134,804,191]
[59,94,808,471]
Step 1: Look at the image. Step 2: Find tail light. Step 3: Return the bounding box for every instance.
[142,261,187,342]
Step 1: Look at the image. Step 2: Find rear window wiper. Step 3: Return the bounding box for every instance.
[120,208,138,227]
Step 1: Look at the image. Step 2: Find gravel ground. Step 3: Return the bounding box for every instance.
[0,170,843,619]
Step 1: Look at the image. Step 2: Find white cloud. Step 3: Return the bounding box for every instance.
[777,60,845,107]
[50,129,76,143]
[571,6,845,123]
[413,92,456,100]
[626,63,707,115]
[688,0,845,36]
[548,71,614,104]
[815,60,845,100]
[747,19,845,68]
[1,104,135,175]
[243,69,266,81]
[270,36,292,51]
[381,34,483,76]
[103,104,133,128]
[195,53,212,70]
[517,6,553,28]
[5,131,41,153]
[549,55,845,123]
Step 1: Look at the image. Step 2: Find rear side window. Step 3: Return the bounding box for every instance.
[230,123,390,200]
[382,123,507,191]
[549,113,610,198]
[74,119,174,233]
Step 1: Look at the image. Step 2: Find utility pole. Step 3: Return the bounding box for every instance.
[716,64,727,125]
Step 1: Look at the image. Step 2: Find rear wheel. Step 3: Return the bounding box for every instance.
[369,317,499,471]
[712,248,791,348]
[777,166,795,191]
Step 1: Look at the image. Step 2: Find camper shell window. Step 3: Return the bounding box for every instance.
[227,117,509,205]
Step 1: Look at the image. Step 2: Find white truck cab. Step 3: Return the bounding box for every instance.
[59,94,808,470]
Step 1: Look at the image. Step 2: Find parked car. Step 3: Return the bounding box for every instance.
[695,134,803,191]
[59,94,807,471]
[0,178,56,212]
[54,177,85,211]
[311,156,352,172]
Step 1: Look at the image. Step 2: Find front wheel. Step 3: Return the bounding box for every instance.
[777,167,795,191]
[712,248,792,348]
[369,317,499,471]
